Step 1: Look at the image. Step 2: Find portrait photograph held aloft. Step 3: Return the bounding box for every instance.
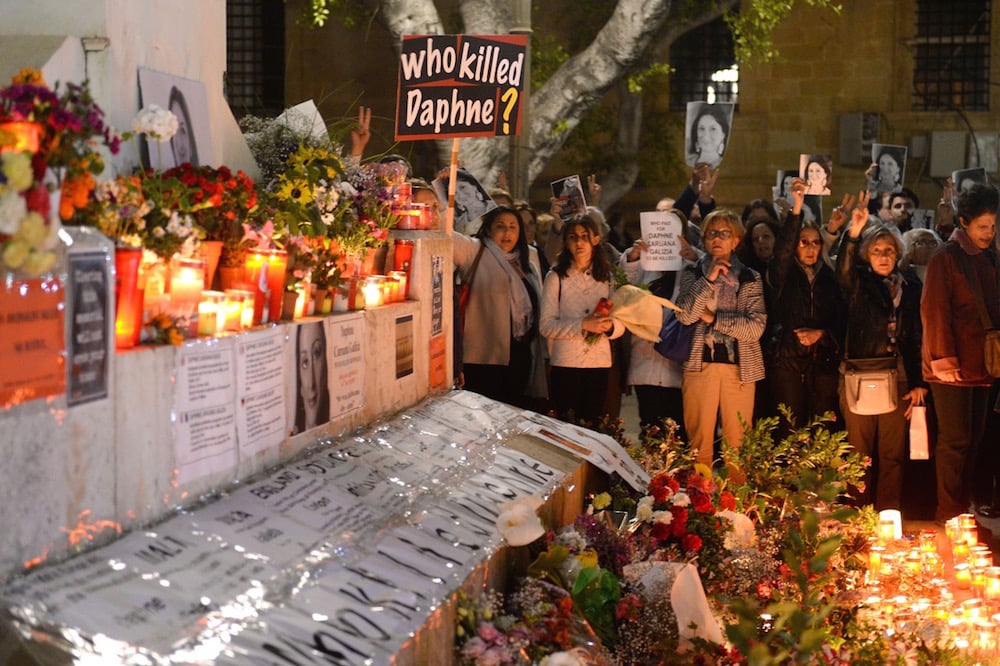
[869,143,907,194]
[952,167,989,195]
[799,153,833,196]
[433,167,497,233]
[684,101,735,169]
[550,175,587,222]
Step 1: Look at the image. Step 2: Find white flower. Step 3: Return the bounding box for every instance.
[636,495,654,522]
[540,650,586,666]
[672,491,691,507]
[132,105,179,141]
[652,510,673,525]
[556,527,587,553]
[717,510,756,550]
[152,226,165,238]
[496,498,544,546]
[0,190,27,235]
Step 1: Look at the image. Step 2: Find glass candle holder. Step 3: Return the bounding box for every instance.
[360,276,381,309]
[197,291,225,336]
[389,270,408,302]
[223,289,253,331]
[169,256,205,337]
[878,509,902,541]
[244,249,288,325]
[956,563,973,590]
[114,246,143,349]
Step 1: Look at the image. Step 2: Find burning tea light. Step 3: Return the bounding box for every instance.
[984,566,1000,602]
[224,289,253,331]
[197,291,225,336]
[868,546,885,577]
[954,540,971,563]
[877,509,902,541]
[363,277,383,308]
[956,563,973,590]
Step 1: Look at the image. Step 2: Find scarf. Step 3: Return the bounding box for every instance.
[483,238,534,340]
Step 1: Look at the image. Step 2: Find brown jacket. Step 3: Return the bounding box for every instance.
[920,229,1000,386]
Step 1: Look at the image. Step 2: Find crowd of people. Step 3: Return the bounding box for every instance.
[350,109,999,525]
[445,158,1000,525]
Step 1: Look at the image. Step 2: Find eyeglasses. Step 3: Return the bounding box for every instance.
[798,239,821,248]
[912,239,938,247]
[705,229,733,240]
[869,249,898,259]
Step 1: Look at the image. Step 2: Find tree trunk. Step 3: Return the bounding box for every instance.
[599,80,644,210]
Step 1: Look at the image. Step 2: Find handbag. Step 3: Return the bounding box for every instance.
[909,405,929,460]
[842,356,898,415]
[654,311,695,364]
[952,245,1000,377]
[456,244,485,335]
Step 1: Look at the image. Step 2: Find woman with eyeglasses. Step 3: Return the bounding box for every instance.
[838,194,928,513]
[675,210,767,466]
[764,178,847,435]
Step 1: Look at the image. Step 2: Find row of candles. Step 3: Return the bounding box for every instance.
[117,248,412,344]
[193,273,410,336]
[862,510,1000,655]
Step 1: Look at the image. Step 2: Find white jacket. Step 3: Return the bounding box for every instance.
[540,267,624,369]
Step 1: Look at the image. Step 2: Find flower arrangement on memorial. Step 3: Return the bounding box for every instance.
[162,162,258,267]
[0,69,121,275]
[0,147,61,276]
[276,232,320,293]
[458,411,975,664]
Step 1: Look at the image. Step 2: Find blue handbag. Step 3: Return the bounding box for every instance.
[653,311,695,363]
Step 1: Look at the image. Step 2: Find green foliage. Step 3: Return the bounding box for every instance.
[570,566,621,648]
[723,407,867,525]
[726,0,842,64]
[296,0,369,29]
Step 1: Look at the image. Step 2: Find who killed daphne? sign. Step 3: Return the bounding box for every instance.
[395,34,527,140]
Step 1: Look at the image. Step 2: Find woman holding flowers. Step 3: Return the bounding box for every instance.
[540,212,624,425]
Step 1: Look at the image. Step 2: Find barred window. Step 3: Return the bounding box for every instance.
[226,0,285,118]
[669,17,739,112]
[912,0,990,111]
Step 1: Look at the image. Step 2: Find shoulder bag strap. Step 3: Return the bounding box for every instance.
[952,245,995,331]
[464,243,486,288]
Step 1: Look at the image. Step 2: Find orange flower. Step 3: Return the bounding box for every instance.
[12,68,46,86]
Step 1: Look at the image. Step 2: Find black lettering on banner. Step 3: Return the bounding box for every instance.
[395,34,527,140]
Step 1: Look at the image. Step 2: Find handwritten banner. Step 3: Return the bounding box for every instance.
[639,211,684,272]
[395,34,527,140]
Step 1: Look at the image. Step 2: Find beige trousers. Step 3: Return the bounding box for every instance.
[682,364,756,466]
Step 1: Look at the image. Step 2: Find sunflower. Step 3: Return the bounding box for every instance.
[275,176,313,206]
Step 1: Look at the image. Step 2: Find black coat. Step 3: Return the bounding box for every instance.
[765,212,846,373]
[836,236,926,388]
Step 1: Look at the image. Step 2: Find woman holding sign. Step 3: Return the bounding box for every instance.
[620,209,700,438]
[764,178,846,435]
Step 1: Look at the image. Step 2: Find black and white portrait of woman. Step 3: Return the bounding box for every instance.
[294,321,330,434]
[168,86,199,166]
[684,101,735,169]
[137,67,214,169]
[869,143,907,194]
